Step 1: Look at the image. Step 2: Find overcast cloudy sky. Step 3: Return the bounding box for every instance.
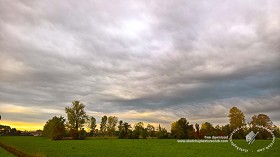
[0,0,280,130]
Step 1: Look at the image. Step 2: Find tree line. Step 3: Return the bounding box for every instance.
[42,101,280,140]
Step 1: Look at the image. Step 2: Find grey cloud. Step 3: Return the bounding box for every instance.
[0,0,280,127]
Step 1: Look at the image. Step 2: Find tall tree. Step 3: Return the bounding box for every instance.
[134,122,144,131]
[118,120,123,131]
[195,123,199,139]
[107,116,118,136]
[88,116,97,136]
[228,107,245,129]
[100,115,108,136]
[157,125,168,139]
[123,122,131,137]
[134,122,144,139]
[65,101,88,139]
[119,121,131,139]
[146,124,155,137]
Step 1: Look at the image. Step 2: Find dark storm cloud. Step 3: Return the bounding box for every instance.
[0,0,280,127]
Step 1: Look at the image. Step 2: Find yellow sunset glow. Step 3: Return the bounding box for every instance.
[1,120,44,131]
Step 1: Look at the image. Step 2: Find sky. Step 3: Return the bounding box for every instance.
[0,0,280,131]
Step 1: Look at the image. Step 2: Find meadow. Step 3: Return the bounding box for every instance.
[0,136,279,157]
[0,146,14,157]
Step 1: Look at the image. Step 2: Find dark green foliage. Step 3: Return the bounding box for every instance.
[142,128,148,139]
[221,124,231,136]
[118,121,131,139]
[274,126,280,138]
[118,129,126,139]
[0,125,22,136]
[127,130,133,139]
[156,125,169,139]
[43,116,65,140]
[131,130,140,139]
[88,130,94,137]
[78,128,87,140]
[195,123,199,138]
[133,122,144,139]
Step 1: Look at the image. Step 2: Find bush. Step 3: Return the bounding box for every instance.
[70,128,87,140]
[118,130,126,139]
[88,130,94,137]
[78,129,87,140]
[132,130,140,139]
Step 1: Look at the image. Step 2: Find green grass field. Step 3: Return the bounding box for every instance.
[0,136,279,157]
[0,146,15,157]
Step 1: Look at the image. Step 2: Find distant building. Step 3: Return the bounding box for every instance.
[30,130,43,136]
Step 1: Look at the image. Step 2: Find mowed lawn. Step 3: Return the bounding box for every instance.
[0,136,279,157]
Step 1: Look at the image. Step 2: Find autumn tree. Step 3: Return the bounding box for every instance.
[228,107,246,139]
[65,101,88,139]
[228,107,245,129]
[200,122,215,137]
[250,114,273,139]
[171,118,194,139]
[250,114,273,128]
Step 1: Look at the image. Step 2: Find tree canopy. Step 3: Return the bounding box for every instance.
[107,116,118,136]
[171,118,194,139]
[251,114,273,128]
[43,116,66,140]
[228,107,245,129]
[65,101,88,139]
[100,115,108,136]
